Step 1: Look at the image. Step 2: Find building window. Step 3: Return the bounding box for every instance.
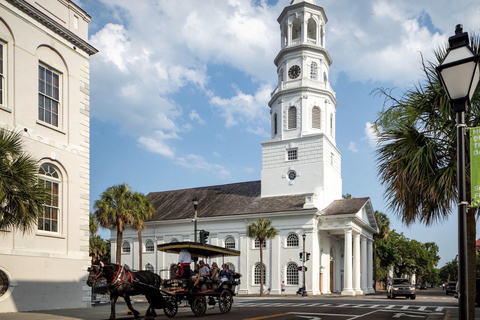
[307,18,317,40]
[287,148,298,161]
[312,106,321,129]
[310,62,318,80]
[323,71,328,82]
[226,262,236,273]
[38,163,60,233]
[286,262,299,285]
[225,236,236,249]
[254,238,266,248]
[288,107,297,129]
[0,270,8,298]
[122,242,131,253]
[292,18,301,41]
[171,238,178,243]
[254,263,266,285]
[286,233,299,247]
[330,113,333,135]
[0,43,4,107]
[274,113,278,135]
[145,263,154,272]
[145,240,155,252]
[38,65,60,127]
[73,15,79,29]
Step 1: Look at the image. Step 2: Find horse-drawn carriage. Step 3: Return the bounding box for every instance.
[87,241,241,319]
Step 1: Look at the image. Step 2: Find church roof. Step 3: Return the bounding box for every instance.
[147,181,310,221]
[321,197,371,216]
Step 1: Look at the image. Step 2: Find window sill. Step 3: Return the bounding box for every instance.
[36,120,66,135]
[0,106,11,113]
[35,231,65,239]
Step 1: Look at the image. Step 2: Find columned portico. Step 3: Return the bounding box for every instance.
[361,236,368,293]
[341,228,355,295]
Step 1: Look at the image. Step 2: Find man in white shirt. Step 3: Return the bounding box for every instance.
[178,249,191,279]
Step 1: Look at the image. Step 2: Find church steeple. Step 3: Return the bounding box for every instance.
[261,1,342,211]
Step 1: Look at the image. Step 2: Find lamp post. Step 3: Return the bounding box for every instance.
[436,24,480,320]
[192,198,199,242]
[302,233,306,296]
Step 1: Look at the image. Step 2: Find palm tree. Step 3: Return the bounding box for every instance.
[89,213,98,235]
[374,35,480,317]
[0,128,48,232]
[247,218,278,296]
[94,183,137,264]
[130,192,154,270]
[373,210,390,290]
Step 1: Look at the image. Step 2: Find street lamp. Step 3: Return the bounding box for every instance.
[192,198,199,242]
[302,234,306,296]
[436,24,480,320]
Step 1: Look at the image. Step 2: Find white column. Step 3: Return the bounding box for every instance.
[361,236,368,293]
[288,22,292,46]
[353,233,361,294]
[341,229,355,295]
[367,239,375,293]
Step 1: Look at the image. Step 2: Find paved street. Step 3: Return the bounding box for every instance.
[0,288,474,320]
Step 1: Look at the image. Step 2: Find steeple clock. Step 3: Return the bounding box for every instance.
[261,0,342,211]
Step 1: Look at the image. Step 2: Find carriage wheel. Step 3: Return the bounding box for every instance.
[164,297,178,318]
[218,290,233,314]
[191,296,207,317]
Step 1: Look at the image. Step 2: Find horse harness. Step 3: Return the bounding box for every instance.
[89,263,137,289]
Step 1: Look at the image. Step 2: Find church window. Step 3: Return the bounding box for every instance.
[323,71,328,82]
[38,64,60,127]
[292,18,301,41]
[307,18,317,41]
[287,148,297,161]
[286,233,299,247]
[122,241,131,254]
[274,113,278,135]
[255,238,266,248]
[225,236,235,249]
[38,163,61,233]
[145,240,155,252]
[310,62,317,80]
[288,107,297,129]
[312,106,321,129]
[254,263,266,284]
[286,262,299,285]
[145,263,154,272]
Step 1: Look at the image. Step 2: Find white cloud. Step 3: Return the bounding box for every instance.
[175,154,231,180]
[348,142,359,153]
[189,110,206,125]
[364,122,378,148]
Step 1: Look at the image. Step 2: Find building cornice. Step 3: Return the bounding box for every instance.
[6,0,98,56]
[277,2,328,25]
[274,44,332,67]
[269,86,338,107]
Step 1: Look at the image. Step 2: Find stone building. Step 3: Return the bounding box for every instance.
[0,0,97,312]
[115,0,377,296]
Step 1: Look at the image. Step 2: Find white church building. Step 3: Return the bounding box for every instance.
[114,0,377,296]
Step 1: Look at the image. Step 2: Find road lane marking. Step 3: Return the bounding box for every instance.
[244,313,290,320]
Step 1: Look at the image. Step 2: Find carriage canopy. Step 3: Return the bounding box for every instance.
[157,241,240,258]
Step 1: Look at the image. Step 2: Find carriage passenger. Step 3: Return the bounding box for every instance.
[192,260,210,288]
[210,262,219,280]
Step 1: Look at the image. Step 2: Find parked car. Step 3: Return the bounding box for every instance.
[387,278,416,299]
[445,282,457,295]
[419,284,427,290]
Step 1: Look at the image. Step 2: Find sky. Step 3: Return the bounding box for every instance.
[78,0,480,267]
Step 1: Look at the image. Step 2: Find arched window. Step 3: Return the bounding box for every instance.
[226,262,235,273]
[286,233,299,247]
[286,262,299,285]
[122,242,130,254]
[38,163,61,233]
[307,18,317,41]
[312,106,321,129]
[171,238,178,243]
[145,240,155,252]
[274,113,278,135]
[255,238,266,248]
[254,263,266,284]
[288,107,297,129]
[145,263,154,272]
[310,62,317,80]
[225,236,236,249]
[292,18,301,41]
[323,71,328,82]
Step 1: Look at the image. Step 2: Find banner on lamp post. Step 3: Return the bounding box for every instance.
[470,127,480,207]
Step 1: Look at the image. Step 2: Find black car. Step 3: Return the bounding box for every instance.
[446,282,457,295]
[419,284,427,290]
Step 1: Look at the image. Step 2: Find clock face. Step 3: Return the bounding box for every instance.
[288,65,301,79]
[288,170,297,180]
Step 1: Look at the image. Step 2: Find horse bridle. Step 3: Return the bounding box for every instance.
[87,261,105,283]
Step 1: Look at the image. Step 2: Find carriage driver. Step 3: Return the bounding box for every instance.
[178,248,192,279]
[192,260,210,288]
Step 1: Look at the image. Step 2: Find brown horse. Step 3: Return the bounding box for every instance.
[87,261,161,320]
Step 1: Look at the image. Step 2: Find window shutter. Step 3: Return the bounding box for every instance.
[288,107,297,129]
[312,106,320,129]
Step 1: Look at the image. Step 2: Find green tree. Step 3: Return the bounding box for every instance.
[0,128,48,232]
[89,213,98,235]
[373,210,390,289]
[130,192,154,270]
[440,259,458,282]
[374,36,480,316]
[89,234,109,262]
[94,183,137,264]
[247,218,278,296]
